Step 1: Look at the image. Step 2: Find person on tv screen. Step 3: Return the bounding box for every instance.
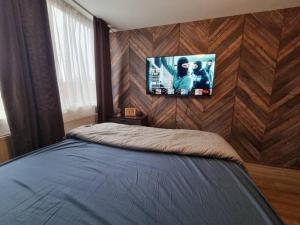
[192,61,210,89]
[205,59,214,88]
[161,57,193,92]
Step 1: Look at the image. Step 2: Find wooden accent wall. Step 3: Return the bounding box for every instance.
[110,7,300,169]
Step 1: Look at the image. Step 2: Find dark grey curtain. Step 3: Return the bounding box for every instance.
[0,0,65,157]
[94,17,114,123]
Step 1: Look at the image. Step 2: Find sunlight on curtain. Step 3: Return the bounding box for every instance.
[47,0,96,122]
[0,94,6,120]
[0,92,10,136]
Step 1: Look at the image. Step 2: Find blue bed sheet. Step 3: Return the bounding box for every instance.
[0,139,283,225]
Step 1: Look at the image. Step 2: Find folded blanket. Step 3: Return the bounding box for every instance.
[67,123,243,166]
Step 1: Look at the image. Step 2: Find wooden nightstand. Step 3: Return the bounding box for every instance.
[109,115,148,126]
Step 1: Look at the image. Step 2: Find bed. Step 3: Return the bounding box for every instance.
[0,123,283,225]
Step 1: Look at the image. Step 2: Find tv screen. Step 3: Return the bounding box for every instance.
[146,54,216,96]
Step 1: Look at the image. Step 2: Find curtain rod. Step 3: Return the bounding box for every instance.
[72,0,94,17]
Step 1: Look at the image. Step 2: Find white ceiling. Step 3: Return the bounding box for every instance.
[76,0,300,31]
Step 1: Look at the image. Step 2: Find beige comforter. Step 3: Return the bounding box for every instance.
[67,123,243,165]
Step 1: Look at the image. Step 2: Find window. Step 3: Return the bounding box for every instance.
[47,0,96,122]
[0,93,10,136]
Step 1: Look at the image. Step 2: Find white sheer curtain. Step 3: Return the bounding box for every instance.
[47,0,96,122]
[0,93,10,136]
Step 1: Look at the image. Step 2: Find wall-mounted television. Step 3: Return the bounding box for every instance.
[146,54,216,96]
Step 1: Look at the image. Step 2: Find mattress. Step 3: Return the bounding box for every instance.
[0,138,283,225]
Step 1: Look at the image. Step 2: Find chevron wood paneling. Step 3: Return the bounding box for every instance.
[179,20,209,55]
[176,16,244,140]
[230,11,284,162]
[110,31,130,113]
[262,7,300,168]
[152,24,180,57]
[176,20,209,130]
[151,24,179,128]
[206,16,244,139]
[129,28,153,124]
[110,7,300,169]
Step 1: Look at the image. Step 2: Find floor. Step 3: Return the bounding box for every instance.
[246,163,300,225]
